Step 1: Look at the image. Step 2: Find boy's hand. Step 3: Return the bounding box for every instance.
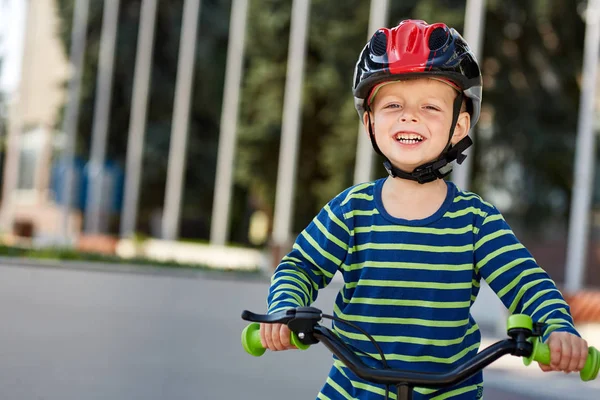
[538,331,588,373]
[260,323,297,351]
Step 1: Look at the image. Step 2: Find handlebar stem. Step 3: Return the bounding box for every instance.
[507,328,534,357]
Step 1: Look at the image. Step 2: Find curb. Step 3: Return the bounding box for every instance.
[0,256,270,282]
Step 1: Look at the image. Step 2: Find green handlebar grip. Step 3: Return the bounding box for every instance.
[241,323,310,356]
[524,339,600,381]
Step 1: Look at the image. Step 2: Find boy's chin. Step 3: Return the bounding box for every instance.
[387,158,435,173]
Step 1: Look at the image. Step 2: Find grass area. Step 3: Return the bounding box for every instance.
[0,244,261,274]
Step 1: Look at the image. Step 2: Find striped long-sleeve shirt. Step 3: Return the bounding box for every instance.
[267,178,578,400]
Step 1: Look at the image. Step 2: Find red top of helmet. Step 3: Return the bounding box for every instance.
[384,20,450,75]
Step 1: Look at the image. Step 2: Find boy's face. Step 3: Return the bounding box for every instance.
[363,78,470,173]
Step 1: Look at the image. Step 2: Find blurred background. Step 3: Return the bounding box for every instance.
[1,0,600,288]
[1,0,600,399]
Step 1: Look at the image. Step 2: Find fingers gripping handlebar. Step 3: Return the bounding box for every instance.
[241,323,310,356]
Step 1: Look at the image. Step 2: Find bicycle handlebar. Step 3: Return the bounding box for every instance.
[241,307,600,386]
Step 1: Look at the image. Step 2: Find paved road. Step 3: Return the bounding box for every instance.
[0,262,596,399]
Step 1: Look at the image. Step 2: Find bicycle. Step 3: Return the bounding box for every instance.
[240,306,600,400]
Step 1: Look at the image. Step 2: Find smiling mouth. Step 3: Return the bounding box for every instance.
[394,133,424,144]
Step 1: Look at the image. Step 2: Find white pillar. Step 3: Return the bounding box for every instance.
[271,0,311,247]
[0,0,29,232]
[353,0,389,185]
[60,0,89,242]
[564,0,600,293]
[120,0,158,237]
[451,0,487,191]
[161,0,202,241]
[210,0,249,246]
[85,0,120,234]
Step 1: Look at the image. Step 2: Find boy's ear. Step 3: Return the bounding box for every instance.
[451,111,471,145]
[362,111,371,134]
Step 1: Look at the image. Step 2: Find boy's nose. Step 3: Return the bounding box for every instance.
[399,112,418,123]
[400,116,418,122]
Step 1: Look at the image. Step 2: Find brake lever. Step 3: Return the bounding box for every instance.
[241,309,296,324]
[241,307,323,325]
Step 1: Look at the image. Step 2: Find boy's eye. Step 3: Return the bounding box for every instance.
[385,103,401,109]
[424,105,440,111]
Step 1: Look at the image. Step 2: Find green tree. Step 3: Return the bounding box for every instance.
[55,0,232,237]
[472,0,585,231]
[236,0,369,236]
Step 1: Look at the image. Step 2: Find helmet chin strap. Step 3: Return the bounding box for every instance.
[367,93,472,184]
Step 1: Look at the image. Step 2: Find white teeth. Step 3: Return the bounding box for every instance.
[395,133,423,142]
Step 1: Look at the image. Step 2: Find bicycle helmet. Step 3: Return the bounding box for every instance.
[353,19,482,183]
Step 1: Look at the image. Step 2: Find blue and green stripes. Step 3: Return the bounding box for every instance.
[267,178,577,399]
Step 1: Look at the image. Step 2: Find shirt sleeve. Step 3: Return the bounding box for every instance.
[474,206,579,341]
[267,196,350,314]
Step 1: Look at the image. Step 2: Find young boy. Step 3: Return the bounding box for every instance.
[260,20,588,399]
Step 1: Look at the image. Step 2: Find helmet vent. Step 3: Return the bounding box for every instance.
[428,27,448,50]
[370,31,387,57]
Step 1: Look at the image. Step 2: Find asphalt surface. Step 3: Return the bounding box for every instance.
[0,261,596,400]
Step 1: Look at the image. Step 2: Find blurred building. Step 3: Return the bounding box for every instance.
[0,0,79,242]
